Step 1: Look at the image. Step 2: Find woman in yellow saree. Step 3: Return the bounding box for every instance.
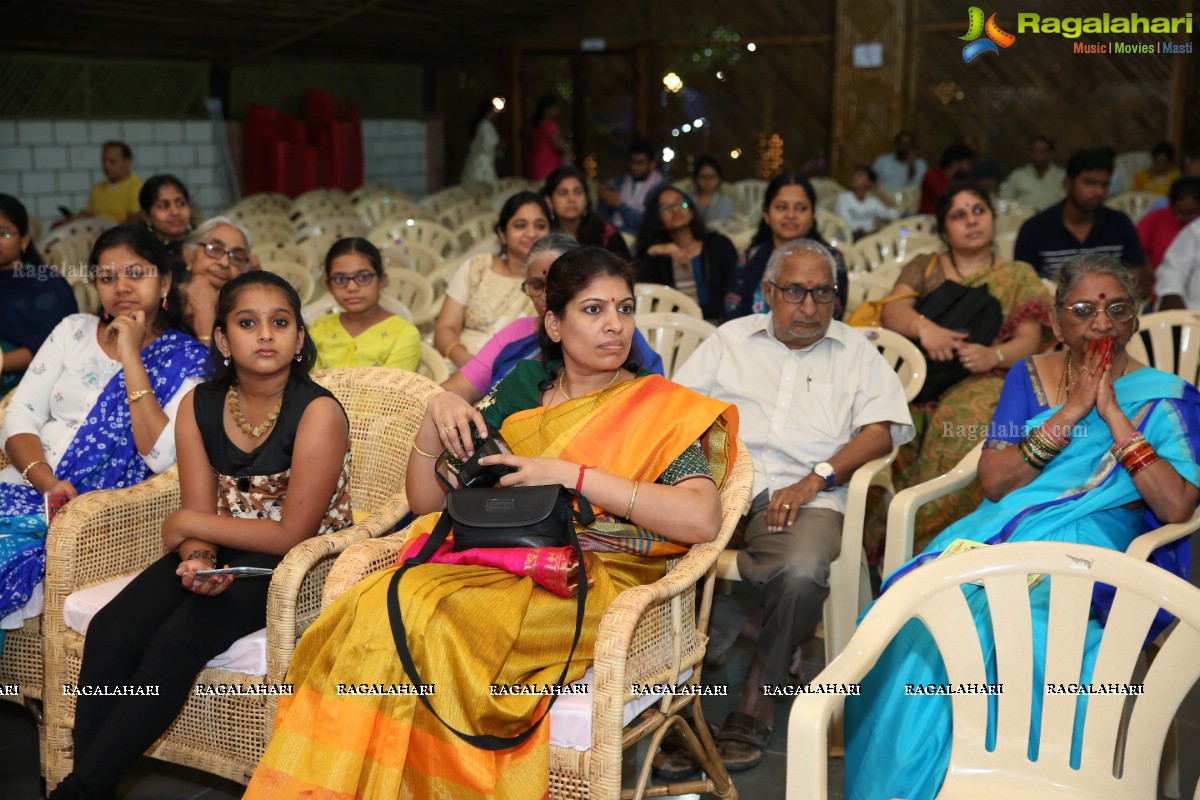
[246,247,738,800]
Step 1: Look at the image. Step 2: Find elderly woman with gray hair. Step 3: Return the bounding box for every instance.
[846,253,1200,799]
[179,216,253,344]
[441,232,663,405]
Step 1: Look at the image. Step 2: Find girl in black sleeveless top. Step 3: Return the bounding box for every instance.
[55,272,352,800]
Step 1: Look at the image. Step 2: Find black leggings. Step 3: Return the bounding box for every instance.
[70,548,281,794]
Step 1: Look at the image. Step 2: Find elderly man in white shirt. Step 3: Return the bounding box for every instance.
[673,239,914,772]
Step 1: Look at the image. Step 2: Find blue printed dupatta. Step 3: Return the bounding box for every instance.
[0,329,210,627]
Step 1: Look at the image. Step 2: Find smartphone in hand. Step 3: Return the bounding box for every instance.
[192,566,275,579]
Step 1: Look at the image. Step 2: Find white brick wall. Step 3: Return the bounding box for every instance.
[1,117,434,227]
[361,118,431,198]
[0,119,234,227]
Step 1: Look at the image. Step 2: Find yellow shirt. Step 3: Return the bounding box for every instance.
[85,174,144,223]
[310,313,421,371]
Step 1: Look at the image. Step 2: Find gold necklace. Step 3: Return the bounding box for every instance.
[228,385,282,438]
[558,367,621,401]
[1060,350,1132,401]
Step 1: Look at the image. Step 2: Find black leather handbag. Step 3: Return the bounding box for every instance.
[386,483,594,750]
[913,278,1003,404]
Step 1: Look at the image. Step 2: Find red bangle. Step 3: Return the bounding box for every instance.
[1127,453,1160,476]
[576,464,595,493]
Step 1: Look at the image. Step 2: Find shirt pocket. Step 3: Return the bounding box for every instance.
[794,380,852,455]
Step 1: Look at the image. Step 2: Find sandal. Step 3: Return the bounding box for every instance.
[715,711,772,772]
[651,721,719,781]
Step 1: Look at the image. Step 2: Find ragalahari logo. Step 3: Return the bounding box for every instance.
[960,7,1017,62]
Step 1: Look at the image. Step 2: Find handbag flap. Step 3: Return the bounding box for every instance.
[446,485,563,528]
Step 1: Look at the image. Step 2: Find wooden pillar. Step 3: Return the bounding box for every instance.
[830,0,912,179]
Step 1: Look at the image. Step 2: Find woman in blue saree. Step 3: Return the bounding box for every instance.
[0,225,211,650]
[845,254,1200,799]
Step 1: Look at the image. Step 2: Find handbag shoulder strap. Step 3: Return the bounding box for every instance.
[925,253,939,278]
[386,487,591,750]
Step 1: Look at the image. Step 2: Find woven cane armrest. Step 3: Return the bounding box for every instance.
[265,492,411,683]
[588,446,752,748]
[43,468,181,617]
[321,529,410,610]
[0,616,42,705]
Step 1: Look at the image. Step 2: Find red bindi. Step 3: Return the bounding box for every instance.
[1098,292,1107,299]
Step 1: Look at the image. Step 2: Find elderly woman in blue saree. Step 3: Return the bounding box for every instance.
[845,254,1200,800]
[0,226,211,651]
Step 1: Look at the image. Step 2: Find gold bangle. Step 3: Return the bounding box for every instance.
[20,460,49,485]
[197,335,212,344]
[624,480,639,519]
[127,389,152,403]
[442,340,467,359]
[412,441,440,459]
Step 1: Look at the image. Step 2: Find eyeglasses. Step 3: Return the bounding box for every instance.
[1062,301,1136,323]
[765,281,838,305]
[202,241,248,268]
[521,278,546,297]
[658,200,690,215]
[328,270,378,287]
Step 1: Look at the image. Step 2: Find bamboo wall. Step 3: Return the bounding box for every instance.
[440,0,1197,188]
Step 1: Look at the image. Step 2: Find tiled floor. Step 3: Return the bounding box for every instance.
[2,576,1198,799]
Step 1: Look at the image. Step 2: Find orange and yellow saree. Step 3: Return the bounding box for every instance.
[246,364,737,799]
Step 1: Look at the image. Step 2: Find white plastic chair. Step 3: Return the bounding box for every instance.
[258,242,319,275]
[808,177,847,206]
[892,186,921,214]
[788,541,1200,800]
[294,216,367,242]
[418,186,474,215]
[733,179,768,219]
[367,220,458,259]
[383,268,437,327]
[634,312,716,379]
[452,211,499,252]
[633,283,703,319]
[1125,310,1200,386]
[438,200,492,231]
[261,261,316,305]
[389,240,442,276]
[240,214,298,248]
[878,214,938,242]
[353,195,418,229]
[417,341,449,383]
[1106,191,1160,224]
[232,192,292,216]
[815,209,854,249]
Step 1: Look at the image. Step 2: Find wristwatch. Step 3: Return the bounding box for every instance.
[814,462,836,491]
